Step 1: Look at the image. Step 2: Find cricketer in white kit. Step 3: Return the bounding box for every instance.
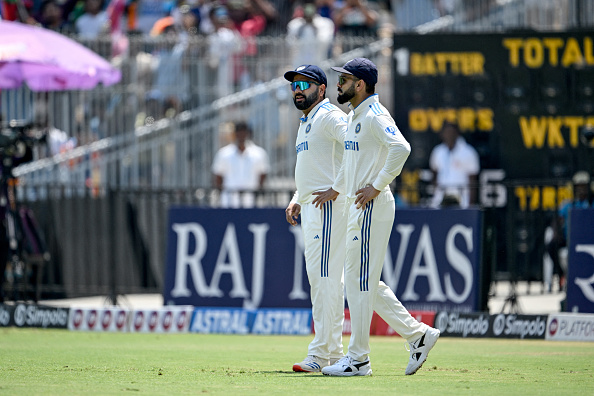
[284,63,439,376]
[319,58,440,377]
[284,65,349,371]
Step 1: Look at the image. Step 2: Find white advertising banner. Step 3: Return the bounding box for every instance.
[545,313,594,342]
[69,307,130,332]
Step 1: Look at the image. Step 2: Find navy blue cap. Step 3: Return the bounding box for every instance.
[284,65,327,86]
[331,58,378,86]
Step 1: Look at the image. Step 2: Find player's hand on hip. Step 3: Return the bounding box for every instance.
[312,188,339,209]
[355,185,380,209]
[285,203,301,226]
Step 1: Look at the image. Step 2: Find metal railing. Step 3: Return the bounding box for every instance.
[11,36,395,195]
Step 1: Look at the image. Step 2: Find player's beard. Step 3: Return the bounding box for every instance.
[337,84,356,104]
[293,88,319,111]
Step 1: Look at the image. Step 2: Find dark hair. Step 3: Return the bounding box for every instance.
[441,121,460,133]
[39,0,59,14]
[234,121,251,134]
[365,83,375,95]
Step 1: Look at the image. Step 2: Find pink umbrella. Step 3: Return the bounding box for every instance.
[0,20,121,91]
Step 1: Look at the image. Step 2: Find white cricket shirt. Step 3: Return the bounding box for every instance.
[333,94,411,197]
[291,98,348,204]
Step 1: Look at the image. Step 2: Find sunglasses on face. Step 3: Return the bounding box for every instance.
[291,81,320,91]
[338,75,359,85]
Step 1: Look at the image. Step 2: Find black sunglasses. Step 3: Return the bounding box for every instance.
[291,81,320,91]
[338,75,359,85]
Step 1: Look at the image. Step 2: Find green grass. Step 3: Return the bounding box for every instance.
[0,328,592,396]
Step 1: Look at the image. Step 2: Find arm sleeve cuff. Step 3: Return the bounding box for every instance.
[372,170,394,192]
[289,191,299,205]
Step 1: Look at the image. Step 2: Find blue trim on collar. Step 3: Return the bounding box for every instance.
[353,94,379,112]
[298,99,330,123]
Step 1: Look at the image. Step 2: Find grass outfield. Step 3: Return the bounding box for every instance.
[1,329,591,395]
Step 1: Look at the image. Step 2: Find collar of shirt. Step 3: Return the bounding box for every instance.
[450,137,466,152]
[349,94,379,117]
[233,140,255,154]
[300,98,330,122]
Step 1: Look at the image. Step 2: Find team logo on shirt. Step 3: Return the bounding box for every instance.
[385,126,396,135]
[355,123,361,134]
[306,124,311,134]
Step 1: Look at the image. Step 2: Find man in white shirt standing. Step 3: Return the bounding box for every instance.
[318,58,440,376]
[429,121,480,208]
[285,62,439,376]
[286,1,335,67]
[212,121,269,208]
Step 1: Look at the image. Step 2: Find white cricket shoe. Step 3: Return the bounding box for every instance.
[405,327,440,375]
[292,355,330,372]
[321,356,372,376]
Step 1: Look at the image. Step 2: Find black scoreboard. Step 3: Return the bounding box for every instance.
[392,31,594,205]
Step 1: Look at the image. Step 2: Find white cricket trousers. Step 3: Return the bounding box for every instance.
[345,191,427,362]
[300,196,347,360]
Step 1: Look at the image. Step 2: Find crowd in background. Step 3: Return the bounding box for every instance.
[0,0,458,43]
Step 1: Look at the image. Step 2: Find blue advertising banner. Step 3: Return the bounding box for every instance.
[164,207,482,311]
[385,209,482,312]
[189,307,312,335]
[164,208,310,309]
[566,209,594,313]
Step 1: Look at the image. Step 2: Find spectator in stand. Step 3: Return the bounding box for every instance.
[38,0,75,33]
[212,121,270,208]
[146,6,196,119]
[286,0,335,67]
[170,1,202,35]
[0,0,37,24]
[316,0,336,19]
[223,0,278,87]
[546,171,592,291]
[207,5,244,99]
[262,0,296,35]
[225,0,278,38]
[429,121,480,208]
[75,0,109,39]
[332,0,379,37]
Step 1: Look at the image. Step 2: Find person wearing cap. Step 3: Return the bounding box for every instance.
[547,171,592,290]
[284,64,436,375]
[314,57,440,376]
[283,64,348,373]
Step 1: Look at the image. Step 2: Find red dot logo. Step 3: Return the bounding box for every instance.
[549,318,558,336]
[148,311,159,331]
[177,311,187,330]
[102,311,113,330]
[162,311,173,331]
[134,312,145,331]
[87,310,98,329]
[116,310,127,330]
[73,309,84,329]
